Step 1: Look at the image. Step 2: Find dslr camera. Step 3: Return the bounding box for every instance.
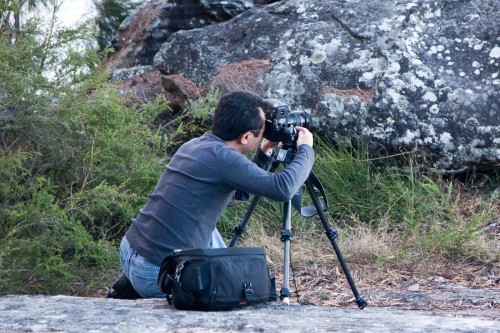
[263,100,309,148]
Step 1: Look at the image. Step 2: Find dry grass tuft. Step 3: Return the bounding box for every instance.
[236,213,498,306]
[242,218,400,269]
[211,59,273,94]
[337,220,400,265]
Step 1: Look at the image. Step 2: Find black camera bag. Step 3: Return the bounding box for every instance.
[157,247,273,311]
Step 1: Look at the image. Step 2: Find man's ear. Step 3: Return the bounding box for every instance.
[239,131,252,145]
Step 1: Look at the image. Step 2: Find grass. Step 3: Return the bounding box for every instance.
[217,137,499,304]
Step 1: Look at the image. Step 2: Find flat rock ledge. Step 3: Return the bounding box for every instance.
[0,295,499,333]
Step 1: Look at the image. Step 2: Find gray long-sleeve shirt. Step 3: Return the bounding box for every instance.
[126,132,315,266]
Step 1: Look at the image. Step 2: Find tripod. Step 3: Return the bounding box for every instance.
[229,146,367,309]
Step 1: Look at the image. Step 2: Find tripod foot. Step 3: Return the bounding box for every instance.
[282,297,290,306]
[356,297,368,309]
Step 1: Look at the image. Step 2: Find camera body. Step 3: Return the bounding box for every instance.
[263,100,309,147]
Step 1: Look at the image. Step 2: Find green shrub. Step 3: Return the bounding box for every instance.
[0,15,166,295]
[0,173,117,294]
[187,88,220,121]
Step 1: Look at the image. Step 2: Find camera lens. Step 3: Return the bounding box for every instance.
[288,112,309,128]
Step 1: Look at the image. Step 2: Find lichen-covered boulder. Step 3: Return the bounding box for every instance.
[105,0,275,71]
[154,0,499,172]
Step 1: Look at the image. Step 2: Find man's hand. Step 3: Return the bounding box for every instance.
[260,138,280,155]
[295,126,313,148]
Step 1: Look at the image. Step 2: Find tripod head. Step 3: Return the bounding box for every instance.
[272,144,329,218]
[274,145,297,164]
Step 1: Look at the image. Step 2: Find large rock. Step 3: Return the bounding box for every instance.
[105,0,276,71]
[153,0,499,172]
[0,294,499,332]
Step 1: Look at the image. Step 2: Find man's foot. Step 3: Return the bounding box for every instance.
[106,270,141,299]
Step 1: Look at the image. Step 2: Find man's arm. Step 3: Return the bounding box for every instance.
[234,139,279,201]
[224,129,315,202]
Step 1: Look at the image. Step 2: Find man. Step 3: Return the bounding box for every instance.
[108,90,314,298]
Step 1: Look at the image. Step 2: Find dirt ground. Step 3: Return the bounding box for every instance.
[279,262,499,317]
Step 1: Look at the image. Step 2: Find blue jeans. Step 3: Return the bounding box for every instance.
[119,236,165,298]
[120,228,226,298]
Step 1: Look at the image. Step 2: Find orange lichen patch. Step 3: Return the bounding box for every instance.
[320,86,377,103]
[112,70,170,106]
[212,59,273,93]
[161,74,206,110]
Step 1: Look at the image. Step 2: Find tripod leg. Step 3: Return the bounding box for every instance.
[304,178,368,309]
[229,161,281,248]
[229,195,262,247]
[280,200,293,305]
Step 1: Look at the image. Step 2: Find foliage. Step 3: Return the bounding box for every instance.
[0,13,166,295]
[187,88,220,121]
[312,138,498,262]
[152,89,220,155]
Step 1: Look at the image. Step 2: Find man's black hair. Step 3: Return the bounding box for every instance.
[212,91,273,141]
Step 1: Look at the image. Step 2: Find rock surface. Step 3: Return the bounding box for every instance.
[105,0,276,71]
[0,293,499,333]
[147,0,499,172]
